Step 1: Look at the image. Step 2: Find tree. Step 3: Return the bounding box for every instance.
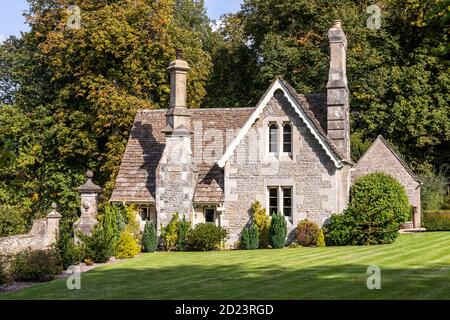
[241,223,259,250]
[0,0,213,227]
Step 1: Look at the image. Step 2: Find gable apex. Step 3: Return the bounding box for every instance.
[217,78,346,168]
[358,135,422,184]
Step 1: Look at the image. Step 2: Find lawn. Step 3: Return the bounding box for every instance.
[2,232,450,300]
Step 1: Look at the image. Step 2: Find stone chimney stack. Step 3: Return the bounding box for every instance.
[327,20,350,160]
[156,49,196,233]
[164,49,191,134]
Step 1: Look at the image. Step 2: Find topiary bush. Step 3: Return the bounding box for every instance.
[296,219,320,246]
[115,229,141,259]
[252,201,270,248]
[317,229,326,247]
[187,223,228,251]
[324,172,410,245]
[10,249,62,282]
[142,221,158,252]
[423,210,450,231]
[268,213,287,249]
[241,223,259,250]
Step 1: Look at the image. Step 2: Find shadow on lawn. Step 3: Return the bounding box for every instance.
[4,262,450,300]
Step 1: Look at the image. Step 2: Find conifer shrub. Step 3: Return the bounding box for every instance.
[317,229,326,247]
[252,201,270,248]
[268,213,287,249]
[177,215,192,252]
[161,213,180,251]
[324,173,410,245]
[55,219,82,269]
[296,219,320,246]
[241,223,259,250]
[142,221,158,252]
[115,230,141,259]
[187,223,228,251]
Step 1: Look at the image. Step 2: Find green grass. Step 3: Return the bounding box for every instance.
[2,232,450,300]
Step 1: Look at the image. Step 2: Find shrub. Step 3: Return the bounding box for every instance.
[187,223,228,251]
[296,219,320,246]
[317,229,326,247]
[79,204,122,263]
[423,210,450,231]
[323,213,354,246]
[268,213,287,249]
[10,249,62,282]
[115,230,141,259]
[0,255,8,285]
[418,171,448,211]
[252,201,270,248]
[325,173,410,245]
[177,215,192,252]
[142,221,158,252]
[55,219,82,269]
[241,224,259,250]
[161,213,179,251]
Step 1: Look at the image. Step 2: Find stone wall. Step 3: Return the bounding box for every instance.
[223,93,350,245]
[0,204,61,256]
[352,137,422,228]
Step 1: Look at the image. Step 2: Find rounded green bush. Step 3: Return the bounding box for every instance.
[10,249,62,282]
[187,223,228,251]
[268,213,287,249]
[241,223,259,250]
[296,219,320,246]
[326,172,410,245]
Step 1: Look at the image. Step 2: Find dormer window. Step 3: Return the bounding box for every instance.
[269,123,278,153]
[283,123,292,154]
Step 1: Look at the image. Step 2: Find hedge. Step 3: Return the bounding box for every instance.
[423,211,450,231]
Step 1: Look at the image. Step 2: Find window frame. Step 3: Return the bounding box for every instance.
[282,123,293,155]
[267,186,293,217]
[268,122,279,154]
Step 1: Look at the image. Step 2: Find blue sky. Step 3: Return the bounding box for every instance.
[0,0,243,42]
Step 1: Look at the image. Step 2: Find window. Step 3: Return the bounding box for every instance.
[140,207,150,221]
[268,187,278,215]
[283,124,292,154]
[269,123,278,153]
[267,187,293,217]
[283,187,292,217]
[205,208,215,223]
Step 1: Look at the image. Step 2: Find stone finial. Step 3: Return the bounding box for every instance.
[77,170,102,194]
[47,203,62,219]
[332,20,342,29]
[176,48,184,60]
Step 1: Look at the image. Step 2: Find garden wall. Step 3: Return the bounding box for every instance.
[0,204,61,256]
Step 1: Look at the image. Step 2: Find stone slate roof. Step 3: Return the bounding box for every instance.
[110,108,254,204]
[280,79,347,161]
[111,85,339,204]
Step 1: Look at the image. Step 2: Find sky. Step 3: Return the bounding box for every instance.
[0,0,243,43]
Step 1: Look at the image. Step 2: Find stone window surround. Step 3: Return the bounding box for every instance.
[203,206,220,226]
[264,117,294,161]
[264,179,296,224]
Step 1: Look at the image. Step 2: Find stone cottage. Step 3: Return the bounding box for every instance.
[110,20,421,245]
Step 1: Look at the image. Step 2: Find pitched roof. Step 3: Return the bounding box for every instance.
[372,135,422,184]
[111,78,347,204]
[110,107,254,204]
[217,78,346,168]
